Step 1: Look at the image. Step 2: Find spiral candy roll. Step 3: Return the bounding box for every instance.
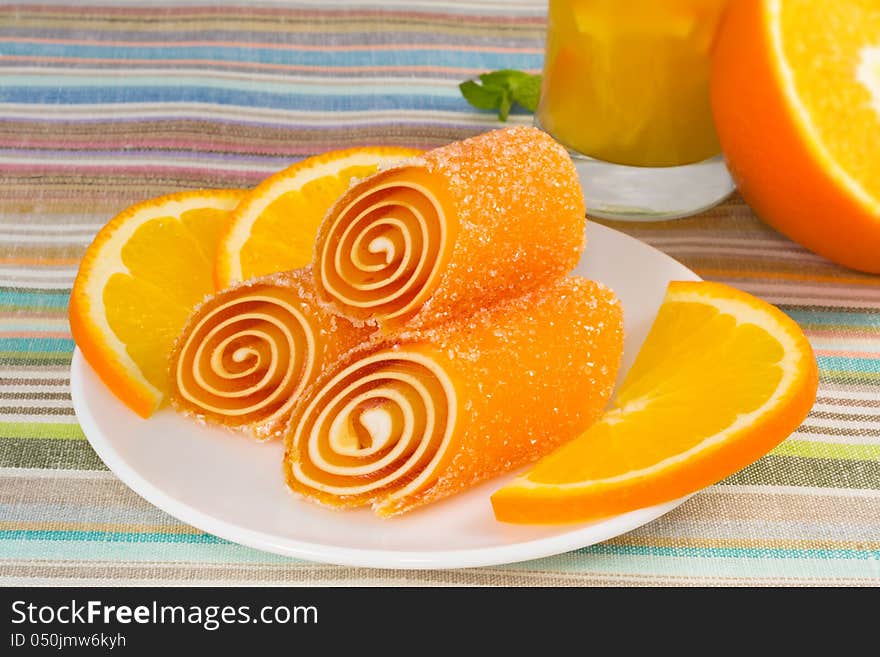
[284,276,624,516]
[314,126,586,332]
[169,268,373,440]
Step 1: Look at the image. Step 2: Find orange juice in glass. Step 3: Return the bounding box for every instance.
[537,0,734,220]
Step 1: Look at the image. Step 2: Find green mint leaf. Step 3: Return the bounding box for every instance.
[511,74,542,112]
[459,69,542,121]
[498,90,512,122]
[459,80,503,111]
[479,69,531,89]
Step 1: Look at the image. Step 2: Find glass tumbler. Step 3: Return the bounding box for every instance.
[536,0,735,220]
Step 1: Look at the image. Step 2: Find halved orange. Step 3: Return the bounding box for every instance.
[70,189,245,417]
[215,146,422,288]
[711,0,880,273]
[491,281,818,524]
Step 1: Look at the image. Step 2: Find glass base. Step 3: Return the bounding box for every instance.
[571,151,736,221]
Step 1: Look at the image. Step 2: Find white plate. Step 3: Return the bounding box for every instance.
[71,222,701,570]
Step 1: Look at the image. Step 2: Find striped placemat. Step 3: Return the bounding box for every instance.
[0,0,877,586]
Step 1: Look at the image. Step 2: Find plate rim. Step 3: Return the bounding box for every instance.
[71,221,701,570]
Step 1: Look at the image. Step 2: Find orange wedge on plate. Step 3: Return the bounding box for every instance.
[215,146,422,288]
[491,281,819,524]
[70,189,245,417]
[711,0,880,273]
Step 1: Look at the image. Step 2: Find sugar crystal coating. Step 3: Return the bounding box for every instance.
[283,275,624,516]
[168,267,373,441]
[313,125,586,332]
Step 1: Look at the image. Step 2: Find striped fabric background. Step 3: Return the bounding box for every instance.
[1,0,878,586]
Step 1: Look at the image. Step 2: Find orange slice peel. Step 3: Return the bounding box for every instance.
[70,189,246,417]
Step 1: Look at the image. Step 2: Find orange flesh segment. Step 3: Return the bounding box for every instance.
[104,208,228,391]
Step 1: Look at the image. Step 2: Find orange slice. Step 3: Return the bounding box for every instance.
[70,189,246,417]
[491,281,819,524]
[215,146,422,289]
[711,0,880,273]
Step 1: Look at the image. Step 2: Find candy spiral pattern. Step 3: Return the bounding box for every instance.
[285,276,625,517]
[286,350,456,506]
[314,126,586,332]
[317,167,453,325]
[170,270,372,440]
